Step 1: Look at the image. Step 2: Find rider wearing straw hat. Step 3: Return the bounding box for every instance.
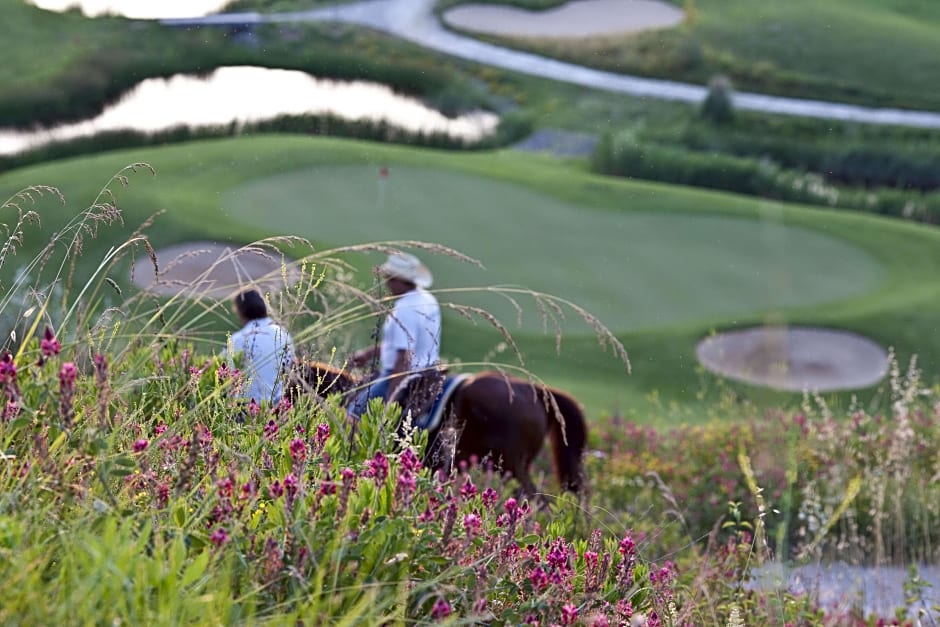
[349,252,442,417]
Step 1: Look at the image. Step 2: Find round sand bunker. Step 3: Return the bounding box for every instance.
[443,0,685,39]
[132,242,301,299]
[696,326,889,392]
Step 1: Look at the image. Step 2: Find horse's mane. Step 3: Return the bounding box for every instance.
[289,360,359,400]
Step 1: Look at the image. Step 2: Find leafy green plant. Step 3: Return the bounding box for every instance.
[700,75,735,125]
[2,168,934,624]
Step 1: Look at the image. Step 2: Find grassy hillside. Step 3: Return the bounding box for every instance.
[440,0,940,111]
[4,135,940,420]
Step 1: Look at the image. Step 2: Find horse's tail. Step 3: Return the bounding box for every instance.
[544,388,587,493]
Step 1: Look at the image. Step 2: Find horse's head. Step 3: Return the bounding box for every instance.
[287,360,359,403]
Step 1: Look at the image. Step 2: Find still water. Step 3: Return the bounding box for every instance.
[0,66,499,156]
[28,0,231,19]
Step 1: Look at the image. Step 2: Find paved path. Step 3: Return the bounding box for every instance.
[164,0,940,129]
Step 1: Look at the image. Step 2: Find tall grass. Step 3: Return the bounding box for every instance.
[1,167,935,624]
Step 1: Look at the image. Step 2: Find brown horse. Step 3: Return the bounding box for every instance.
[289,362,587,495]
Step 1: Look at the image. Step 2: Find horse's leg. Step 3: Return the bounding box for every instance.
[511,463,538,499]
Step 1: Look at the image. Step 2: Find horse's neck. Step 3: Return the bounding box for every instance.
[307,362,358,395]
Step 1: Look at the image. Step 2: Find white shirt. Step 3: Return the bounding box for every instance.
[226,317,294,403]
[380,288,441,372]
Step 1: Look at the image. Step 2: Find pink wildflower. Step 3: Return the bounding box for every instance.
[460,477,477,501]
[396,469,417,502]
[132,439,149,453]
[481,487,498,508]
[275,397,292,415]
[0,351,16,385]
[263,419,278,439]
[59,362,77,388]
[583,550,599,569]
[547,537,571,571]
[365,451,389,484]
[561,603,579,625]
[40,327,61,358]
[284,472,299,505]
[315,423,330,448]
[247,398,261,417]
[289,438,307,463]
[3,399,19,420]
[616,599,633,620]
[210,527,229,547]
[156,482,170,508]
[619,534,636,558]
[217,477,233,498]
[399,447,421,472]
[431,598,451,620]
[463,512,483,537]
[418,507,435,523]
[529,566,549,592]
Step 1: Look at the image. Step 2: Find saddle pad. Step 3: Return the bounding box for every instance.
[414,374,472,432]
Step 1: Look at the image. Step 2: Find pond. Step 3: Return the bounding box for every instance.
[27,0,231,19]
[754,562,940,619]
[0,66,499,156]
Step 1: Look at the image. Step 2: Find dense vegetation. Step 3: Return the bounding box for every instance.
[1,178,937,623]
[3,3,939,621]
[591,114,940,223]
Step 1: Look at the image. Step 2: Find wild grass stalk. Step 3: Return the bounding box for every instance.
[3,166,936,624]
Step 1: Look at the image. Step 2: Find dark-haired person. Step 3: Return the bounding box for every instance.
[348,253,441,418]
[224,288,295,405]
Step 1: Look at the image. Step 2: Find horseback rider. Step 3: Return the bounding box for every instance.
[224,288,295,406]
[348,252,442,419]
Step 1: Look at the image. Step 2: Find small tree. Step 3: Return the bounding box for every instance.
[701,74,736,125]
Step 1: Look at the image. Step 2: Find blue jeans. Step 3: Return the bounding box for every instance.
[348,370,391,418]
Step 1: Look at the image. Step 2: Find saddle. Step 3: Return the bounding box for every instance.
[390,371,472,432]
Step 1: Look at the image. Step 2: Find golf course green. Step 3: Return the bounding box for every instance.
[223,164,883,333]
[3,134,939,421]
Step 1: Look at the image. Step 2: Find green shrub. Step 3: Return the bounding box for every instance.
[0,107,526,175]
[666,122,940,192]
[700,75,736,125]
[591,133,940,222]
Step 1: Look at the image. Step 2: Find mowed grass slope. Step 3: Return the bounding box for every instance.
[223,164,883,333]
[443,0,940,111]
[3,135,940,420]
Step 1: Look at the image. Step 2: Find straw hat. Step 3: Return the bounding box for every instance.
[378,253,433,288]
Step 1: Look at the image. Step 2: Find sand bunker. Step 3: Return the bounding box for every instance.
[132,242,301,299]
[442,0,685,39]
[696,326,889,392]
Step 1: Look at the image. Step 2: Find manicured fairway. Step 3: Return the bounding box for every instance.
[223,165,883,334]
[3,135,940,420]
